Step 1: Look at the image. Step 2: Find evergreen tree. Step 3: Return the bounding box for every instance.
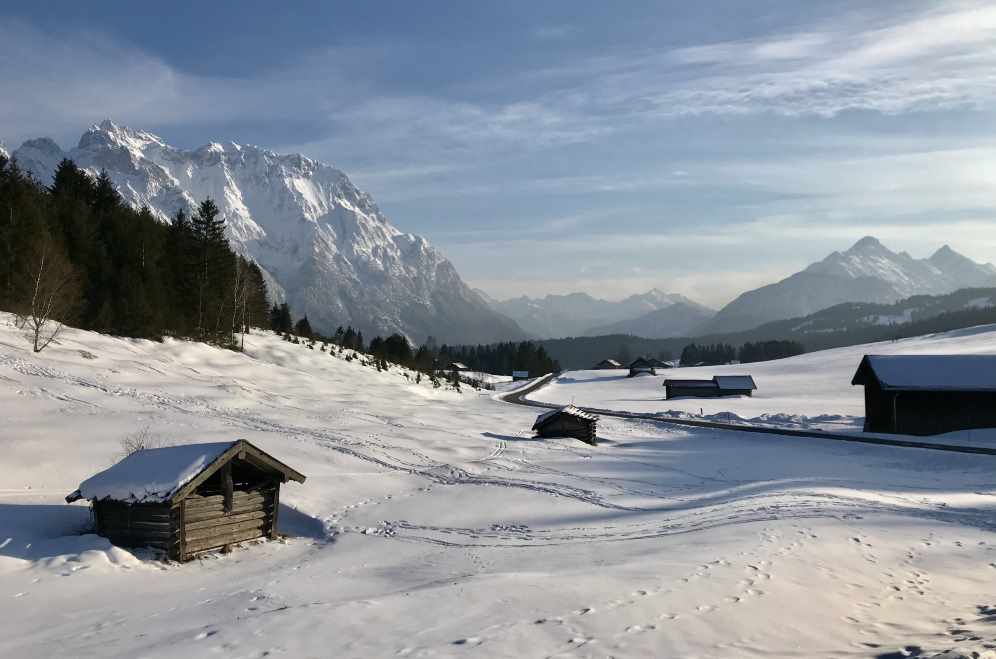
[270,303,293,333]
[294,315,313,338]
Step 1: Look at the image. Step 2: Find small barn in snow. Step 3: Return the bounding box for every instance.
[532,405,598,445]
[663,375,757,399]
[628,357,656,377]
[448,362,469,372]
[594,359,622,369]
[66,439,306,562]
[851,354,996,435]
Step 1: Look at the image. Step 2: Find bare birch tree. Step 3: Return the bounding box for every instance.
[16,236,80,353]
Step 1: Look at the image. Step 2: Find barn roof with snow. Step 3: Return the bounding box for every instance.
[851,355,996,391]
[65,439,306,562]
[532,404,597,429]
[851,355,996,435]
[66,439,305,504]
[594,359,622,369]
[663,375,757,398]
[532,405,598,444]
[714,375,757,391]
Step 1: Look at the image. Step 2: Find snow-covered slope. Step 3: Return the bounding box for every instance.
[703,236,996,334]
[491,289,710,339]
[2,315,996,657]
[10,122,524,344]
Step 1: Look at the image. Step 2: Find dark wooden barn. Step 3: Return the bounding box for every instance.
[663,375,757,399]
[852,354,996,435]
[448,361,469,371]
[628,357,657,377]
[594,359,622,369]
[532,405,598,445]
[66,439,306,561]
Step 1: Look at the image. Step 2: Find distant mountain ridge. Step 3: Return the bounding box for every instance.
[583,301,715,338]
[488,289,712,339]
[701,237,996,334]
[9,121,525,344]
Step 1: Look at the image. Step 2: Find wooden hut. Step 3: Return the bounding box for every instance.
[66,439,305,561]
[594,359,622,369]
[851,355,996,435]
[448,361,469,372]
[663,375,757,399]
[532,405,598,445]
[628,357,657,377]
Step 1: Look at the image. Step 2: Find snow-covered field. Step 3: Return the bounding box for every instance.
[529,324,996,434]
[2,315,996,658]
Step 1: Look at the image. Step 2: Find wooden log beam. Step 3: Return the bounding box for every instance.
[184,509,267,532]
[184,518,266,544]
[183,502,271,523]
[185,526,268,554]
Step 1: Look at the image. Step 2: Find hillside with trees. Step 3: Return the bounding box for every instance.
[0,155,269,350]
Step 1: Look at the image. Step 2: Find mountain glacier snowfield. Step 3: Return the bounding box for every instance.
[1,314,995,657]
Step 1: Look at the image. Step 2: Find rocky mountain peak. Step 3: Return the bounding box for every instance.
[11,122,524,344]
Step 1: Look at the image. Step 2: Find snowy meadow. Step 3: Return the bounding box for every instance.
[1,314,995,658]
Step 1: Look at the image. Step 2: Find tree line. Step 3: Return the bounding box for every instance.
[680,340,804,366]
[0,156,269,350]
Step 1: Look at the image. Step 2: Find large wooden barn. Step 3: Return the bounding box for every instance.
[66,439,306,561]
[852,355,996,435]
[532,405,598,445]
[663,375,757,399]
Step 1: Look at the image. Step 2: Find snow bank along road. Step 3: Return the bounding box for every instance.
[1,315,996,658]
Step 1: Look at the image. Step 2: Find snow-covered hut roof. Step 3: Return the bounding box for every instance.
[852,355,996,392]
[448,362,469,370]
[714,375,757,391]
[66,439,305,504]
[663,376,757,391]
[532,405,598,430]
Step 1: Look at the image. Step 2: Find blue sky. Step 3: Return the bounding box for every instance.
[3,1,996,306]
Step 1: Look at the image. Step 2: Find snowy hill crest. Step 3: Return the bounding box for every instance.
[11,121,524,344]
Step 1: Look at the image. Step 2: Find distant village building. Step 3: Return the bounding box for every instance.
[647,358,674,369]
[628,357,657,377]
[448,362,469,372]
[66,439,306,562]
[532,405,598,445]
[594,359,622,369]
[852,354,996,435]
[512,370,530,381]
[663,375,757,399]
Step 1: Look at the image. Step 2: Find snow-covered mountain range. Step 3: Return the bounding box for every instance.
[583,300,715,338]
[10,121,524,344]
[702,236,996,334]
[487,289,712,339]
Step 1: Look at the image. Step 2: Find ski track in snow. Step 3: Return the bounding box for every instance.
[3,320,996,658]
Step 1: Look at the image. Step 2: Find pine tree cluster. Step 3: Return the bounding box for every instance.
[0,156,269,348]
[681,340,805,365]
